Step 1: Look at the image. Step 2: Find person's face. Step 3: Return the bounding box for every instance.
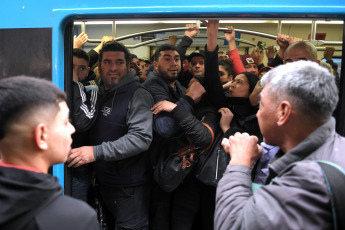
[154,50,181,83]
[228,74,250,98]
[189,56,205,77]
[245,64,259,76]
[130,57,142,77]
[139,61,149,76]
[259,70,268,78]
[73,57,90,82]
[219,65,232,84]
[138,61,148,82]
[284,47,311,63]
[99,51,130,90]
[218,53,227,61]
[256,85,279,146]
[48,101,75,165]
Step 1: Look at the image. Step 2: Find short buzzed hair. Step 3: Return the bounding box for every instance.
[153,44,179,62]
[261,61,338,123]
[99,41,131,66]
[73,48,90,64]
[0,76,66,140]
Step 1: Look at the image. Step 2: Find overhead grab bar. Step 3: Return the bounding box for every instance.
[124,35,338,51]
[86,26,342,46]
[125,35,257,48]
[86,27,277,43]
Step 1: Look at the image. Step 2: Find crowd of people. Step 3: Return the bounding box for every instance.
[0,19,343,230]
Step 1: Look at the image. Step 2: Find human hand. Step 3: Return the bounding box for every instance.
[224,26,237,51]
[324,46,335,61]
[224,26,235,42]
[101,35,115,45]
[184,24,199,39]
[73,32,88,48]
[288,36,302,45]
[222,81,232,90]
[168,35,178,45]
[276,33,290,50]
[249,81,263,106]
[67,146,95,167]
[151,100,177,114]
[221,132,262,167]
[72,68,78,82]
[94,36,115,53]
[265,45,277,59]
[251,47,264,65]
[185,79,206,104]
[218,108,234,133]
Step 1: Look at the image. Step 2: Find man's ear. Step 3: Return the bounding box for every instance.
[86,67,91,75]
[276,101,292,126]
[34,123,48,150]
[153,61,158,72]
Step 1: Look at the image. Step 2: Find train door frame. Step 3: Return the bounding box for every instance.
[53,11,345,193]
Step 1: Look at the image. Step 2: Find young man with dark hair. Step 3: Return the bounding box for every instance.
[68,41,154,230]
[0,76,100,230]
[144,42,217,230]
[73,48,91,82]
[129,53,142,78]
[71,48,99,202]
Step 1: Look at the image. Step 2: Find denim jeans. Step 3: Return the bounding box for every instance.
[100,183,150,230]
[72,164,92,202]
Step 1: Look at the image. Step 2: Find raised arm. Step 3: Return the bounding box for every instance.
[203,20,227,109]
[225,26,246,75]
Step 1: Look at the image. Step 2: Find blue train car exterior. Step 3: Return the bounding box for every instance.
[1,0,345,190]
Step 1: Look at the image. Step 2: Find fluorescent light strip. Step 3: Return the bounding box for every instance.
[74,20,343,25]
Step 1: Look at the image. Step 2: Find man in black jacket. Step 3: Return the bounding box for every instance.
[144,43,217,230]
[0,76,100,230]
[68,41,154,230]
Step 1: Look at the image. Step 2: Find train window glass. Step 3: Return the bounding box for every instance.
[72,19,343,65]
[66,18,344,195]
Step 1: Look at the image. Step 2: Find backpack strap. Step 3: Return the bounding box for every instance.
[316,160,345,230]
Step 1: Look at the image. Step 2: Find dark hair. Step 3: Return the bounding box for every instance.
[258,66,274,76]
[73,48,90,64]
[237,72,260,94]
[99,41,130,67]
[219,59,234,77]
[0,76,66,140]
[153,44,179,62]
[129,54,138,61]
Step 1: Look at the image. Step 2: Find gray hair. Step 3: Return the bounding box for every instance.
[285,41,317,62]
[261,61,338,122]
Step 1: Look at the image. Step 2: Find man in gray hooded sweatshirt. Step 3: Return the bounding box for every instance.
[68,41,154,230]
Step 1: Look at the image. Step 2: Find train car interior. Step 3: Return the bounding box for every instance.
[61,17,345,194]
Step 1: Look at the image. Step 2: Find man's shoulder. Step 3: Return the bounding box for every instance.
[143,74,165,87]
[35,195,100,229]
[306,131,345,169]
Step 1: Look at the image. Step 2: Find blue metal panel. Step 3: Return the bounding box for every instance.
[2,0,345,190]
[1,1,345,29]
